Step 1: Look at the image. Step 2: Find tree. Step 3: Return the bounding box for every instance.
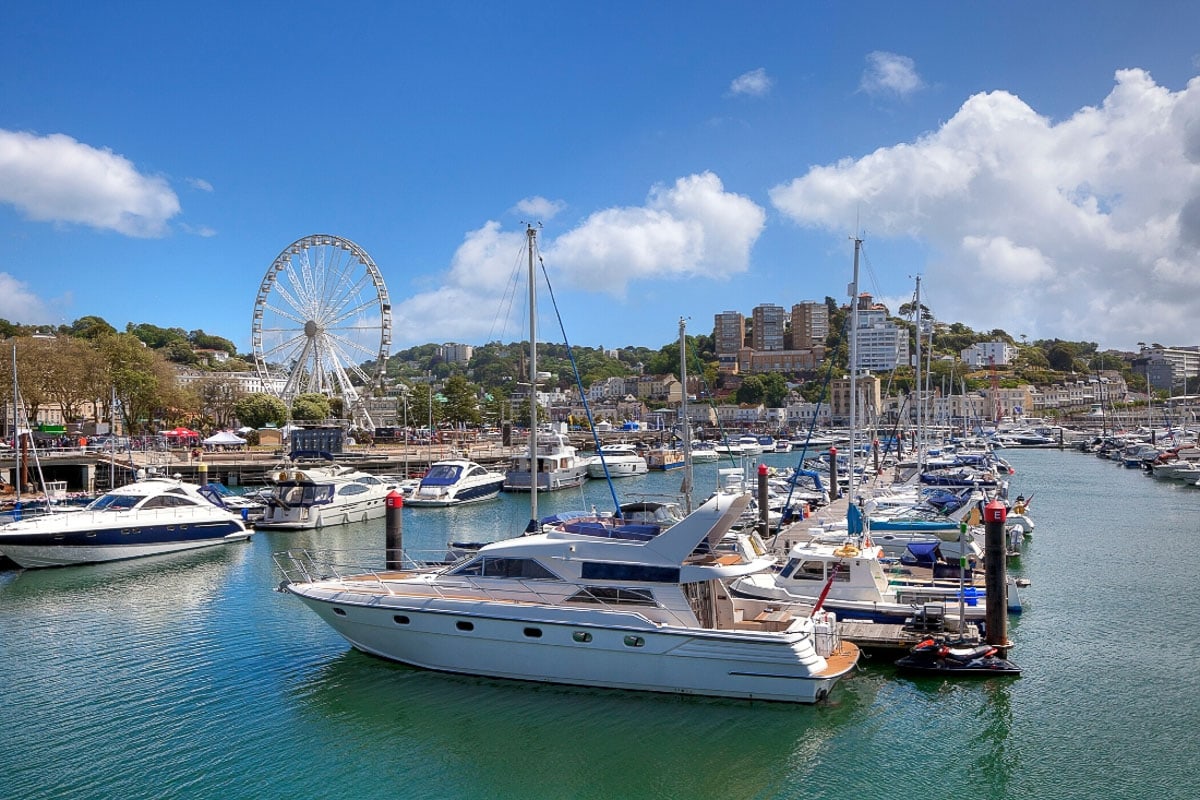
[195,375,244,429]
[736,375,765,404]
[1046,342,1079,372]
[66,315,117,340]
[442,375,481,425]
[97,333,170,433]
[291,393,331,422]
[234,393,288,429]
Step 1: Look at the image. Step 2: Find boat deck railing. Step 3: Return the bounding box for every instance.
[273,547,686,622]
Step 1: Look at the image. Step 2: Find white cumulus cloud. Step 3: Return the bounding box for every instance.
[0,272,57,323]
[730,68,773,97]
[771,68,1200,349]
[860,51,924,98]
[0,129,180,237]
[513,195,565,220]
[392,173,766,342]
[548,172,766,293]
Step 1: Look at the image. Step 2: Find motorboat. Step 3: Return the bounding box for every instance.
[502,429,589,492]
[688,441,720,463]
[729,539,995,624]
[585,443,648,478]
[645,443,686,471]
[405,459,505,507]
[736,435,764,455]
[275,489,860,703]
[539,498,687,537]
[894,637,1021,676]
[257,453,395,529]
[202,482,267,523]
[0,475,252,568]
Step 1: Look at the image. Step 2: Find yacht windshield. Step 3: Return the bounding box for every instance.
[273,483,335,506]
[87,494,141,511]
[421,464,463,486]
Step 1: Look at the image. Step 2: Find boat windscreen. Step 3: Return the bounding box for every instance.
[421,464,463,486]
[87,494,140,511]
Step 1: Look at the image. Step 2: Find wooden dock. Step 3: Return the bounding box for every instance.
[839,620,983,652]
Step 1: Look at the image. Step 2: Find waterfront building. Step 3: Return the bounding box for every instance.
[737,346,823,375]
[790,302,828,349]
[1139,345,1200,390]
[713,311,745,374]
[829,374,882,427]
[175,368,287,396]
[961,340,1016,367]
[751,304,787,351]
[784,400,833,430]
[438,342,474,365]
[853,299,909,372]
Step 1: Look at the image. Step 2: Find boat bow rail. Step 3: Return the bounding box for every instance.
[272,548,680,621]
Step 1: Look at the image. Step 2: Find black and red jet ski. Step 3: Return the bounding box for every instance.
[895,638,1022,676]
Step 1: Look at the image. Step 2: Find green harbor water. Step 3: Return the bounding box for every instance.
[2,448,1198,800]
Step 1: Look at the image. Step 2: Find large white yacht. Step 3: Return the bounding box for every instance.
[0,476,251,568]
[276,490,860,703]
[257,455,394,529]
[405,459,505,507]
[585,443,648,479]
[502,429,588,492]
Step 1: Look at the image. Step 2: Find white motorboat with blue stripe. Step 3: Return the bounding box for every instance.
[0,475,251,568]
[405,459,505,507]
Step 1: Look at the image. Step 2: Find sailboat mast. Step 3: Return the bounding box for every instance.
[12,344,19,504]
[848,238,861,502]
[679,317,693,513]
[526,225,539,532]
[914,275,923,473]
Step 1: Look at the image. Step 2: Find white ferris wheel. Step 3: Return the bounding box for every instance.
[252,234,392,429]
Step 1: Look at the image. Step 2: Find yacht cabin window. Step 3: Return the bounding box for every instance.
[567,587,656,606]
[449,557,559,580]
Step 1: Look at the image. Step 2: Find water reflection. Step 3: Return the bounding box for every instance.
[289,648,882,800]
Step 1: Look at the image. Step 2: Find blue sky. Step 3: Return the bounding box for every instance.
[3,1,1200,358]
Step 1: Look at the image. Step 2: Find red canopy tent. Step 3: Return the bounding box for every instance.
[162,427,200,439]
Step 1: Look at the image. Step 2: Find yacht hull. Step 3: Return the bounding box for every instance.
[0,519,249,568]
[289,586,853,703]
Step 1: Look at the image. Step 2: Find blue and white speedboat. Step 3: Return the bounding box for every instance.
[405,459,505,507]
[0,476,251,568]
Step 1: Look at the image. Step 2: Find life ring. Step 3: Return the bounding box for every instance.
[833,545,860,558]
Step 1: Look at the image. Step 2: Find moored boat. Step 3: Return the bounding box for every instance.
[275,489,860,703]
[405,459,505,507]
[257,453,394,529]
[585,443,648,478]
[0,475,252,568]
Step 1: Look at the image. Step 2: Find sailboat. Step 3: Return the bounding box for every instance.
[501,227,588,500]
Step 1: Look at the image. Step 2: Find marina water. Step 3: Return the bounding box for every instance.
[2,449,1198,800]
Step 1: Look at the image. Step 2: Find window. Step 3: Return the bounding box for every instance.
[449,557,559,580]
[338,484,368,496]
[393,615,410,625]
[581,563,679,583]
[523,627,543,638]
[566,587,656,606]
[456,621,474,631]
[333,608,347,616]
[572,631,593,643]
[623,635,645,648]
